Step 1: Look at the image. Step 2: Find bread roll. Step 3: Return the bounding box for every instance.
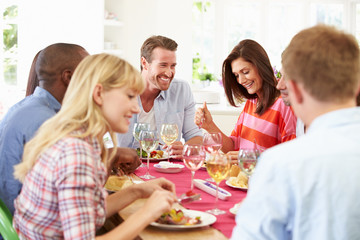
[230,165,241,177]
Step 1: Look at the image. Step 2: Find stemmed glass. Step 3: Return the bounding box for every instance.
[182,144,206,194]
[160,123,179,161]
[237,149,260,178]
[133,123,150,167]
[203,132,222,182]
[139,130,159,179]
[206,152,230,215]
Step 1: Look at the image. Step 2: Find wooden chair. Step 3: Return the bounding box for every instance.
[0,199,19,240]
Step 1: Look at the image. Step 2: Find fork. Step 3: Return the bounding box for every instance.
[178,192,201,204]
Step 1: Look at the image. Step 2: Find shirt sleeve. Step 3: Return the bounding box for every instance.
[278,101,297,142]
[55,140,104,240]
[231,150,292,240]
[181,83,203,141]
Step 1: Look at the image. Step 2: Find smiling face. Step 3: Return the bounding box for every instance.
[276,68,290,106]
[100,86,140,133]
[231,57,263,97]
[142,47,177,91]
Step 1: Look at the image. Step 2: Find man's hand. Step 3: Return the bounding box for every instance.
[107,147,141,175]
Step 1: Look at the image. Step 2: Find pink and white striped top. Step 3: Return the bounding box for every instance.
[230,97,297,151]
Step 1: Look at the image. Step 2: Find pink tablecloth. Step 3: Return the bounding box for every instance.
[134,160,247,239]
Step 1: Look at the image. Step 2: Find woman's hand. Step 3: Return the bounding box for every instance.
[136,177,176,198]
[140,190,177,222]
[226,151,239,165]
[194,102,213,130]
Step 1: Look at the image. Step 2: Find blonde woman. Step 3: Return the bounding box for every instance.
[13,54,177,240]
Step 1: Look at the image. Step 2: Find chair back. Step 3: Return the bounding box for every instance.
[0,199,19,240]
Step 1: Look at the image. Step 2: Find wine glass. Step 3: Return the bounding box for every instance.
[203,132,222,182]
[139,130,159,179]
[203,132,222,153]
[133,123,150,167]
[237,149,260,178]
[182,144,206,194]
[206,152,230,215]
[160,123,179,161]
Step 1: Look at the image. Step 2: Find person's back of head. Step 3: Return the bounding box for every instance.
[282,24,360,104]
[140,35,178,70]
[36,43,89,102]
[15,54,145,182]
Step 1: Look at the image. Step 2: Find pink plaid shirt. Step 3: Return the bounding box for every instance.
[14,133,108,239]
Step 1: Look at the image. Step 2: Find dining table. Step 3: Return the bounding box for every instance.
[106,158,247,240]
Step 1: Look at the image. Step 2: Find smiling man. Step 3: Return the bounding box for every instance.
[116,36,202,156]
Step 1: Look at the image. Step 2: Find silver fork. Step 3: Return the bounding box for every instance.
[178,192,201,204]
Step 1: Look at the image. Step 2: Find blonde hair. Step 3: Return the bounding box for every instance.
[282,24,360,103]
[14,54,145,182]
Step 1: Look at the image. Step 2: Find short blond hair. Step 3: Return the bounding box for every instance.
[15,54,145,182]
[282,24,360,103]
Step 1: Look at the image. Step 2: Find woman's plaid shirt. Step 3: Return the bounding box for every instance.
[14,134,108,239]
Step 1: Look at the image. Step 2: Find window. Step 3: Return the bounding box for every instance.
[0,1,18,119]
[193,0,360,82]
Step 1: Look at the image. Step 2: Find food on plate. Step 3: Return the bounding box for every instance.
[156,209,201,225]
[228,171,248,188]
[104,175,132,191]
[136,148,164,159]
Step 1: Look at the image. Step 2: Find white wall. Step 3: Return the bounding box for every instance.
[17,0,193,87]
[118,0,193,81]
[18,0,103,88]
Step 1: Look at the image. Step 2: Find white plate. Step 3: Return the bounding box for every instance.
[150,209,216,230]
[229,202,242,215]
[225,179,248,191]
[154,162,184,173]
[140,150,169,161]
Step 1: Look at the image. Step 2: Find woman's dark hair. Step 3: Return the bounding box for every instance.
[222,39,280,115]
[26,51,41,96]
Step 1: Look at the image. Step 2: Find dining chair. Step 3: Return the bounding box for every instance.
[0,198,19,240]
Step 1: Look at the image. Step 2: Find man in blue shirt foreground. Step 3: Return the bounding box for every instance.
[0,43,89,215]
[231,25,360,239]
[117,35,203,155]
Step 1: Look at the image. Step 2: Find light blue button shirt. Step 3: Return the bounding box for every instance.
[0,87,61,215]
[231,107,360,240]
[116,78,203,148]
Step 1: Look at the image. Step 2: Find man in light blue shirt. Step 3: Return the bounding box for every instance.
[0,43,89,215]
[117,36,202,155]
[231,25,360,239]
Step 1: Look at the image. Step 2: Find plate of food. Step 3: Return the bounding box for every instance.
[150,209,216,230]
[137,149,169,161]
[154,161,184,173]
[225,175,248,191]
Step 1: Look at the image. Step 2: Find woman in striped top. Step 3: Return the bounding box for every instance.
[195,39,297,161]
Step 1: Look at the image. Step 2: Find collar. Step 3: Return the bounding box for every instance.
[33,87,61,112]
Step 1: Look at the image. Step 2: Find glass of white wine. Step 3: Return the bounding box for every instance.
[206,152,230,215]
[160,123,179,161]
[203,132,222,182]
[139,130,158,179]
[133,123,150,167]
[237,149,260,177]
